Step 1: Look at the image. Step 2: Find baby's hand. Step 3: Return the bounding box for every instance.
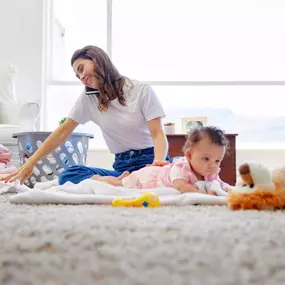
[195,181,217,195]
[206,181,228,196]
[206,191,218,196]
[195,181,207,193]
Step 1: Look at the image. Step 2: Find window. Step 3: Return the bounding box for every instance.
[112,0,285,81]
[152,85,285,148]
[46,0,285,149]
[51,0,107,81]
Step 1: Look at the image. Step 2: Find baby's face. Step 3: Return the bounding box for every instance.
[187,138,225,178]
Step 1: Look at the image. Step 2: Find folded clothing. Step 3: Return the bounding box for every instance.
[1,143,20,168]
[0,152,11,164]
[0,142,17,173]
[0,143,9,153]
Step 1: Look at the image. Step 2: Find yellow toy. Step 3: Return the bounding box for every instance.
[112,192,160,208]
[228,162,285,210]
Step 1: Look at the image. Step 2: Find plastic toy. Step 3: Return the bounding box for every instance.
[112,192,160,207]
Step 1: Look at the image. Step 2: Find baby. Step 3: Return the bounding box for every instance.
[93,126,230,195]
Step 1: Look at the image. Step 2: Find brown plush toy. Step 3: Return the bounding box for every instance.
[228,162,285,210]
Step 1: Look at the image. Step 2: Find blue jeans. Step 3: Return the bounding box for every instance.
[58,147,171,185]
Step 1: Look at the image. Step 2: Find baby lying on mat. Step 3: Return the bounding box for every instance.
[93,126,230,196]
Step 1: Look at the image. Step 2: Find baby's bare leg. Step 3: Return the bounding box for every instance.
[92,174,101,180]
[117,171,130,180]
[91,175,122,186]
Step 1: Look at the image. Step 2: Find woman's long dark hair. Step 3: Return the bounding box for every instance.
[71,45,126,111]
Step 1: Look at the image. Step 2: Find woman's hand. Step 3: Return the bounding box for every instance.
[1,118,79,185]
[152,160,170,166]
[146,160,170,167]
[1,160,35,184]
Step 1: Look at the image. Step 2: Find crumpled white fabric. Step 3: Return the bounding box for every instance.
[0,179,227,206]
[0,180,30,194]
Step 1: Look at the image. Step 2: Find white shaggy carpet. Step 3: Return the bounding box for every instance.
[1,195,285,285]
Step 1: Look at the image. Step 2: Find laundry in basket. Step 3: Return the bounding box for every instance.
[13,132,94,187]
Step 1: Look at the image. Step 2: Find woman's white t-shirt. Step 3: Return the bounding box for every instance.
[68,79,165,154]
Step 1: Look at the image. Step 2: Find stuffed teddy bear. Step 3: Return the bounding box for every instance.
[228,162,285,210]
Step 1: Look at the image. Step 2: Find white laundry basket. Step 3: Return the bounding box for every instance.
[12,132,94,188]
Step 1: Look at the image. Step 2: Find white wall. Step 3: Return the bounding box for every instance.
[0,0,43,103]
[86,149,115,169]
[237,149,285,171]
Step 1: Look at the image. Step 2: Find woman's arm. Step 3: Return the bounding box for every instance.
[3,118,79,183]
[147,117,168,162]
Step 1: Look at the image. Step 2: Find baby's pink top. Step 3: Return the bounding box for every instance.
[122,157,227,189]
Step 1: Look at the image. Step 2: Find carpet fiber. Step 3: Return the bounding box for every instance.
[1,195,285,285]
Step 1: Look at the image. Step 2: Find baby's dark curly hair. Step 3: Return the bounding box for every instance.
[182,126,229,153]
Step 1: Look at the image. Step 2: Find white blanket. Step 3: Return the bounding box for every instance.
[0,179,227,206]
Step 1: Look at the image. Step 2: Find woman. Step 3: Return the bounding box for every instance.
[3,45,170,185]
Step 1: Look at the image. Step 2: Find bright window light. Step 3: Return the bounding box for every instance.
[46,0,285,149]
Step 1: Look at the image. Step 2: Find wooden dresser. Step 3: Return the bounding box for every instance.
[166,134,238,186]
